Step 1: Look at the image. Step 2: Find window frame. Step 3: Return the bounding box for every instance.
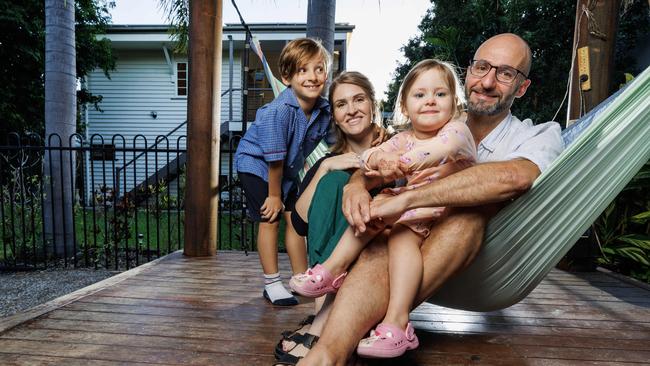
[175,62,188,97]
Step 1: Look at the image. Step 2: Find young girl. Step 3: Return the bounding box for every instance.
[289,59,477,358]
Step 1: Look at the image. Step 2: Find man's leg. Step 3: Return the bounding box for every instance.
[299,208,488,366]
[416,208,488,304]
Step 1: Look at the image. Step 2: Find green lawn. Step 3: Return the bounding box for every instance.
[1,205,260,266]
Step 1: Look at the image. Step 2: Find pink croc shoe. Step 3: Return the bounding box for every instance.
[289,264,347,298]
[356,322,419,359]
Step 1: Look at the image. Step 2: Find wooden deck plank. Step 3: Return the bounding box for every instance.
[0,353,170,366]
[0,339,274,365]
[1,250,648,365]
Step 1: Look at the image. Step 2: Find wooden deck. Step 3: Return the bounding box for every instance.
[1,250,648,365]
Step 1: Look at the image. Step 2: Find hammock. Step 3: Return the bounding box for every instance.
[428,66,650,311]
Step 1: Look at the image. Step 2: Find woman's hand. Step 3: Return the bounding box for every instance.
[321,152,362,172]
[370,125,389,147]
[260,195,283,222]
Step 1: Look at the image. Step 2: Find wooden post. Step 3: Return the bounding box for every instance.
[563,0,620,269]
[567,0,621,122]
[184,0,223,257]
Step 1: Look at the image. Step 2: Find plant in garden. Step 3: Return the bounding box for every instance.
[595,162,650,283]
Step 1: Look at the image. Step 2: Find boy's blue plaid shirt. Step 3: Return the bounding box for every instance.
[234,87,331,200]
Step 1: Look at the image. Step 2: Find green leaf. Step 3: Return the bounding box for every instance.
[617,247,650,266]
[425,37,447,47]
[630,211,650,224]
[617,234,650,250]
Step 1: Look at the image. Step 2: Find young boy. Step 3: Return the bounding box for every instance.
[234,38,331,306]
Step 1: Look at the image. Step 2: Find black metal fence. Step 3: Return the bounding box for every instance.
[0,132,255,271]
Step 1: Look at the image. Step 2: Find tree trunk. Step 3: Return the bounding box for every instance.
[183,0,222,256]
[44,0,76,258]
[307,0,336,85]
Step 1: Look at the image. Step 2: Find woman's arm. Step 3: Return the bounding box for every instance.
[294,153,362,222]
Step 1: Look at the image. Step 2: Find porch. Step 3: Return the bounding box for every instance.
[0,251,648,365]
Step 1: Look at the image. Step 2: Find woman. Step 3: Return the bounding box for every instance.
[274,71,384,366]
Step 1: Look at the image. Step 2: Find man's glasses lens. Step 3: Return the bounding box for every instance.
[469,60,524,83]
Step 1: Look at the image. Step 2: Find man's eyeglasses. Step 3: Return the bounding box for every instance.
[468,59,528,84]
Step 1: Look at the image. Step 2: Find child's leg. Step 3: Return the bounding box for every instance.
[258,220,297,306]
[383,224,424,329]
[283,211,307,274]
[257,221,280,274]
[239,172,297,305]
[290,223,383,298]
[320,224,377,276]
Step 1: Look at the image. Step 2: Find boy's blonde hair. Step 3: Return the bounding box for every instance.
[278,38,331,81]
[327,71,383,154]
[392,59,465,127]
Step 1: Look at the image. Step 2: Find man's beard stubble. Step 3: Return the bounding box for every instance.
[466,86,518,116]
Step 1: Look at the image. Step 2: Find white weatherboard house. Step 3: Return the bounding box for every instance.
[84,23,354,202]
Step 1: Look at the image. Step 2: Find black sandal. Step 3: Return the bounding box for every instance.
[274,332,319,360]
[273,351,301,366]
[281,315,315,339]
[274,314,315,357]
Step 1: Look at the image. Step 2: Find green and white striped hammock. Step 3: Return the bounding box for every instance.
[429,66,650,311]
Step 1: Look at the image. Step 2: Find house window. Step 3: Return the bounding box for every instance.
[176,62,188,96]
[246,68,274,122]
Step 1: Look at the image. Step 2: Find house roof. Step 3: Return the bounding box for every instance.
[105,23,355,33]
[102,23,354,50]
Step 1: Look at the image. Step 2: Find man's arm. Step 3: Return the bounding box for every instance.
[370,159,540,221]
[341,169,385,234]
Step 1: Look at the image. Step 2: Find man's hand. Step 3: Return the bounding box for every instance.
[342,180,372,235]
[260,195,283,223]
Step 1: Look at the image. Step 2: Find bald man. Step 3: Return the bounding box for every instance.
[295,34,563,366]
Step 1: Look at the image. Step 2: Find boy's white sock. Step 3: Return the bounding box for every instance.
[263,272,298,306]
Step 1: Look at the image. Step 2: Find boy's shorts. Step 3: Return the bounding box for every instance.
[238,172,298,223]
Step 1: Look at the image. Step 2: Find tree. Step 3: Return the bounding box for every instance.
[159,0,189,52]
[0,0,115,139]
[385,0,575,124]
[307,0,336,87]
[385,0,648,124]
[307,0,336,54]
[44,0,77,257]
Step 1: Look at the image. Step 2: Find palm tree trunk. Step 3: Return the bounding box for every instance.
[44,0,76,258]
[307,0,336,54]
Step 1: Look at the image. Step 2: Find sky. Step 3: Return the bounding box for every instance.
[109,0,431,100]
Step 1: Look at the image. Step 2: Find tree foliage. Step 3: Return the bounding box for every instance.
[159,0,189,53]
[0,0,116,138]
[385,0,649,124]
